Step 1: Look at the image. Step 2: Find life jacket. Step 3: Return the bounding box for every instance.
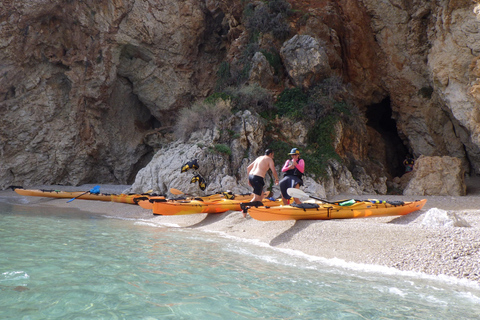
[190,174,207,191]
[284,158,304,179]
[181,159,199,173]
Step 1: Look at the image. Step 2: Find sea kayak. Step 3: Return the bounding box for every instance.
[137,192,257,210]
[13,188,154,204]
[152,198,282,215]
[242,199,427,221]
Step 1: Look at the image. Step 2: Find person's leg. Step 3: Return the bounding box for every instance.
[279,177,291,205]
[293,184,301,204]
[252,192,263,202]
[249,175,265,203]
[293,180,302,204]
[249,175,259,201]
[246,178,264,217]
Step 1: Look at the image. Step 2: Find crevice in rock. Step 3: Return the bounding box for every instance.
[100,76,158,184]
[366,97,409,178]
[200,9,227,54]
[128,149,153,184]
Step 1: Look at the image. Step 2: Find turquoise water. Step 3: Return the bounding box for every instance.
[1,201,480,319]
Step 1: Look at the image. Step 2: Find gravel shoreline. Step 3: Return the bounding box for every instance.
[3,184,480,285]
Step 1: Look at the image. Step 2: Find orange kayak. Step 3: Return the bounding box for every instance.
[152,198,282,215]
[137,192,257,210]
[244,199,427,221]
[14,188,154,205]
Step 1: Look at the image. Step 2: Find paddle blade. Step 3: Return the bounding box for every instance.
[286,188,334,204]
[169,188,184,195]
[287,188,309,201]
[89,185,100,194]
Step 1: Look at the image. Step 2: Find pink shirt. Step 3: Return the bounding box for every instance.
[282,158,305,173]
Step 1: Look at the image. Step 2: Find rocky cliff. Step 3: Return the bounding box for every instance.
[1,0,480,196]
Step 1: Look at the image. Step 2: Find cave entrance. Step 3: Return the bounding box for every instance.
[366,97,409,178]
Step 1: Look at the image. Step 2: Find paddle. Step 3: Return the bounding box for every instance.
[170,188,188,196]
[67,185,100,203]
[169,188,226,201]
[286,188,338,204]
[169,188,201,198]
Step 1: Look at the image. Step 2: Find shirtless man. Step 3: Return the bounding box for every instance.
[247,149,279,203]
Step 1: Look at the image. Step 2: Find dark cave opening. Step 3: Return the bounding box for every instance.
[365,97,409,178]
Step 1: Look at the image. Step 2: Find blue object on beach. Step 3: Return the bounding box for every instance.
[67,185,100,203]
[89,185,100,194]
[267,197,275,201]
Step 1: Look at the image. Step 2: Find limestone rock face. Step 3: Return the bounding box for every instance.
[127,110,334,198]
[280,35,331,88]
[358,0,479,174]
[2,0,480,198]
[249,52,275,89]
[126,110,265,196]
[0,0,230,188]
[404,156,466,196]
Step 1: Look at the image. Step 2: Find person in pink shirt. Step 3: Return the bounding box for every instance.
[279,148,305,204]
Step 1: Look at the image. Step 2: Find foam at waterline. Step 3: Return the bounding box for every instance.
[458,291,480,304]
[101,215,182,228]
[201,229,480,292]
[388,287,407,297]
[100,214,480,293]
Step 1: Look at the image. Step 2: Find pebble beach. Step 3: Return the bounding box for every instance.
[3,181,480,285]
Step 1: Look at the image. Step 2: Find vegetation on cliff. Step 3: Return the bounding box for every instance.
[174,0,359,179]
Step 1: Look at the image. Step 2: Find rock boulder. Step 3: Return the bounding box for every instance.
[403,156,466,196]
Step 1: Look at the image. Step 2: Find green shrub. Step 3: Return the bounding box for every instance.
[204,92,232,105]
[275,87,308,119]
[302,77,354,121]
[270,13,291,40]
[216,62,233,90]
[260,49,282,75]
[223,84,273,114]
[268,0,292,16]
[271,77,355,177]
[227,129,240,139]
[174,99,232,141]
[217,61,230,80]
[214,144,232,155]
[243,0,291,41]
[267,141,291,159]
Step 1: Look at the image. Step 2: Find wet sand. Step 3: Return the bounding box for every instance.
[3,182,480,284]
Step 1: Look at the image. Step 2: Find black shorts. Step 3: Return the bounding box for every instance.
[249,175,265,196]
[279,175,303,199]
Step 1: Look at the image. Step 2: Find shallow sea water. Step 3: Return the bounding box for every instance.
[1,201,480,319]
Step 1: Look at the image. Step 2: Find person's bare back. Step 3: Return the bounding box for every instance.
[247,155,273,178]
[246,150,279,205]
